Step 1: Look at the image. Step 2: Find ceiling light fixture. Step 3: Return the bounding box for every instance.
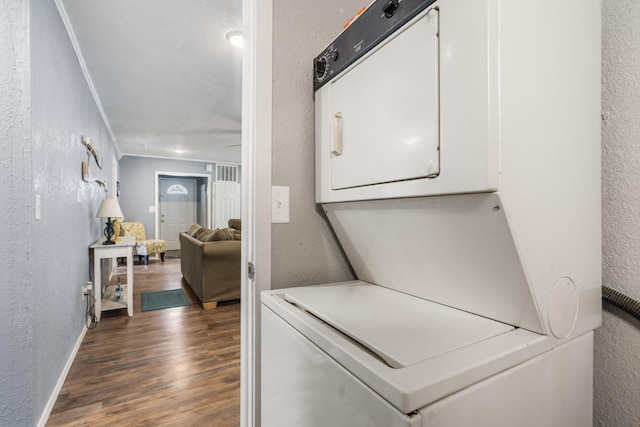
[226,30,243,48]
[174,149,184,154]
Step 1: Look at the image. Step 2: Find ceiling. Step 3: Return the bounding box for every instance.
[59,0,243,163]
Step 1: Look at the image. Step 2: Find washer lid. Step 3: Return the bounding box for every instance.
[284,282,514,369]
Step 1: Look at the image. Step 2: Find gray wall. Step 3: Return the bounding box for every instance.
[595,1,640,425]
[118,156,230,236]
[0,1,33,424]
[271,0,363,289]
[0,0,118,424]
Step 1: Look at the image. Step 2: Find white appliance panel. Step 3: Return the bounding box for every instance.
[419,332,593,427]
[262,286,551,414]
[323,193,544,333]
[284,282,513,368]
[262,307,422,427]
[315,0,499,203]
[263,298,591,426]
[328,8,439,190]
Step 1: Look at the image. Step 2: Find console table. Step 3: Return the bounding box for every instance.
[90,235,135,321]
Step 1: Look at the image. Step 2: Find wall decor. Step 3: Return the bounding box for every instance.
[82,161,93,183]
[82,135,102,169]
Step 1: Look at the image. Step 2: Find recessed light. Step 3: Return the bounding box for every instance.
[174,149,184,154]
[226,30,243,48]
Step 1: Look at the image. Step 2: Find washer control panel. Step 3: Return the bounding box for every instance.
[313,0,437,91]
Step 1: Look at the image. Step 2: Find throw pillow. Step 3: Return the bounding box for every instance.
[228,218,241,231]
[195,227,213,241]
[204,228,235,241]
[187,223,201,236]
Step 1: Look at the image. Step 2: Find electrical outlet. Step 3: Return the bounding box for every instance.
[82,282,93,296]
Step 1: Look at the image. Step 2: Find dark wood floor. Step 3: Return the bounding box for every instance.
[47,258,240,427]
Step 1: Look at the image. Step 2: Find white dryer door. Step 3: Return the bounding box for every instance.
[328,8,439,190]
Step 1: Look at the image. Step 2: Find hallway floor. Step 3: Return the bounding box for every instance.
[46,258,240,426]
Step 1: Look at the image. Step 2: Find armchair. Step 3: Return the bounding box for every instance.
[120,221,167,265]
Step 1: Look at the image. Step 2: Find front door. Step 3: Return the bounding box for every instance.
[159,177,197,250]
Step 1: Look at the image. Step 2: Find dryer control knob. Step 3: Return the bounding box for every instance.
[314,57,328,81]
[383,0,399,18]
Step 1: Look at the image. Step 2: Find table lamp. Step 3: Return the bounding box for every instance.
[96,198,124,245]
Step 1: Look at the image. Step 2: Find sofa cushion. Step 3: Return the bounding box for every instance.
[228,218,241,231]
[204,228,235,241]
[186,223,202,236]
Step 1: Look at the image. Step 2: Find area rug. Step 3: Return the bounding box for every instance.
[141,289,191,312]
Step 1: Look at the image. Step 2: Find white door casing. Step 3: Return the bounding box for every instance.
[241,0,273,425]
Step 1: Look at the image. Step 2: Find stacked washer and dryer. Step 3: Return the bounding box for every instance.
[262,0,601,425]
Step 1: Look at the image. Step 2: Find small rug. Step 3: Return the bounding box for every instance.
[141,289,191,312]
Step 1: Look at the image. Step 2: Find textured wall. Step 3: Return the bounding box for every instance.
[30,0,119,422]
[595,0,640,425]
[0,1,33,425]
[271,0,364,289]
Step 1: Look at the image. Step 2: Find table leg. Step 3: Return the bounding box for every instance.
[94,254,102,322]
[127,248,133,317]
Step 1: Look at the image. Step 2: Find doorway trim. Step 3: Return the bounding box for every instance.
[154,171,212,240]
[241,0,273,425]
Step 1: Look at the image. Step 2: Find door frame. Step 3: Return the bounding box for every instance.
[241,0,273,425]
[154,171,212,240]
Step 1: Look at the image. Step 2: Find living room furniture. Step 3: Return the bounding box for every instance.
[120,221,167,265]
[180,221,241,309]
[90,235,135,321]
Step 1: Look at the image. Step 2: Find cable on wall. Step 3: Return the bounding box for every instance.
[603,285,640,322]
[84,292,97,329]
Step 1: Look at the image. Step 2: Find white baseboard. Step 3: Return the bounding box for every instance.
[37,324,88,427]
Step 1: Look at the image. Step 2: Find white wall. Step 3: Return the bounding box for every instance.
[595,1,640,425]
[271,0,365,289]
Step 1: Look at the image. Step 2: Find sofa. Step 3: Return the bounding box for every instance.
[180,219,241,309]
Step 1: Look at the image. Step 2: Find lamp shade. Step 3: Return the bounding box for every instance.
[96,198,123,219]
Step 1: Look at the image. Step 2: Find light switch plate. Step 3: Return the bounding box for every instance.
[35,194,41,220]
[272,186,290,223]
